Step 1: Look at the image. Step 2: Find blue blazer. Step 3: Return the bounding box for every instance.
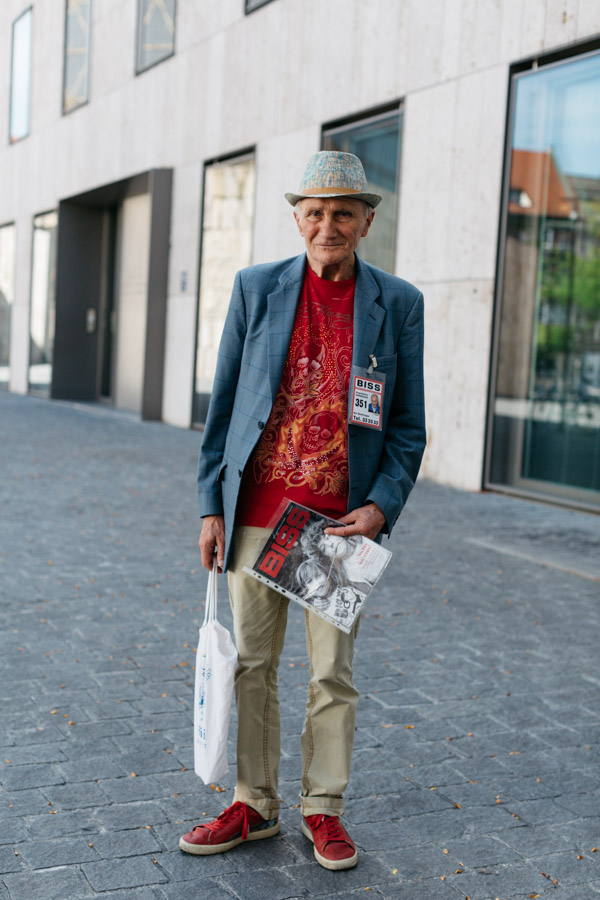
[197,253,425,571]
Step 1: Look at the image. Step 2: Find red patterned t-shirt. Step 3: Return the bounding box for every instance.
[236,264,355,527]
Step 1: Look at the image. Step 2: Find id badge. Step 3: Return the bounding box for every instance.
[349,366,385,430]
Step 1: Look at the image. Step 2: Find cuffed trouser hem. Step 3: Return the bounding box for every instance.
[300,797,345,817]
[233,791,280,821]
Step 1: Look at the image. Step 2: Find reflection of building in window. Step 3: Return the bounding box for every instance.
[0,224,16,387]
[137,0,176,72]
[29,213,58,394]
[193,155,256,422]
[489,51,600,503]
[508,149,577,219]
[63,0,91,113]
[322,106,402,274]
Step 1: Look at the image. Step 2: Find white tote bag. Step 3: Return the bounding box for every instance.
[194,568,238,783]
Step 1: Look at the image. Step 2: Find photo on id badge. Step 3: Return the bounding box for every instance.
[349,367,385,430]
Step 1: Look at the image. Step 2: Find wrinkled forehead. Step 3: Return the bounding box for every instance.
[295,197,369,216]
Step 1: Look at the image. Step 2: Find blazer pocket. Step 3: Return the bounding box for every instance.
[374,352,397,370]
[217,461,228,482]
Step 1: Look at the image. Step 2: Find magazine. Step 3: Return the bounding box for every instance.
[242,500,392,634]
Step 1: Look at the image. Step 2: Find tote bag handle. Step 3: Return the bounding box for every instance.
[202,566,218,626]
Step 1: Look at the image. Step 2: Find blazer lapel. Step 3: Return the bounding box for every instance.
[267,254,305,400]
[352,256,385,371]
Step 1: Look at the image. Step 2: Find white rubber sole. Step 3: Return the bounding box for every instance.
[301,819,358,870]
[179,819,279,855]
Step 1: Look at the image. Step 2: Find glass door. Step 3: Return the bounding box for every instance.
[488,51,600,508]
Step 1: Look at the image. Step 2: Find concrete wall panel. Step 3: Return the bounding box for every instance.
[421,278,494,490]
[397,64,506,285]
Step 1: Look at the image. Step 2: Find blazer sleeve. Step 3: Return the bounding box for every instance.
[196,271,247,518]
[366,290,426,533]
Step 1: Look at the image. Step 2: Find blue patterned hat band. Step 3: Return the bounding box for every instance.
[285,151,382,208]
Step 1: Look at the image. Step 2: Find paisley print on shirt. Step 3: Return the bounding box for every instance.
[240,265,354,523]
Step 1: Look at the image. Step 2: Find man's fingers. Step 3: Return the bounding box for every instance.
[324,524,360,537]
[198,514,226,573]
[323,503,386,540]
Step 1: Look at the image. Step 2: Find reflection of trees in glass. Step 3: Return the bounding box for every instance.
[537,215,600,402]
[138,0,175,71]
[490,51,600,501]
[63,0,90,113]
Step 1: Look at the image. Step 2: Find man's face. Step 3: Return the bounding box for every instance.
[294,198,374,276]
[371,394,379,407]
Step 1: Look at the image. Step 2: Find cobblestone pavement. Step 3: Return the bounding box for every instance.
[1,391,600,900]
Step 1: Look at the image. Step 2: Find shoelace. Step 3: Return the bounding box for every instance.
[193,801,251,841]
[312,815,349,845]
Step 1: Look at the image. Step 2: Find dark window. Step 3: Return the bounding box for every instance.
[245,0,276,13]
[322,105,403,274]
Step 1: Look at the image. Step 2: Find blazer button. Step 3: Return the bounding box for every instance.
[258,421,264,429]
[238,469,242,478]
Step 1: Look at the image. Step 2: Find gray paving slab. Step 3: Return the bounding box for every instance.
[1,392,600,899]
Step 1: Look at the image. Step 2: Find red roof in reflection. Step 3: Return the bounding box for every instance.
[509,149,577,218]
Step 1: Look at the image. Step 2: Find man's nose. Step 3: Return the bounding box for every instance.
[320,214,338,234]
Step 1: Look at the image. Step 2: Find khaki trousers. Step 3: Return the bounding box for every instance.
[227,526,360,820]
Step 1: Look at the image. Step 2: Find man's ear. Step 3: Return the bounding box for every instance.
[293,209,304,236]
[361,210,375,238]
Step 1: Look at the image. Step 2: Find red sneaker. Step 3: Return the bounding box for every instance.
[302,814,358,870]
[179,801,279,855]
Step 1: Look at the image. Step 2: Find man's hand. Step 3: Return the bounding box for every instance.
[324,502,386,541]
[199,515,225,572]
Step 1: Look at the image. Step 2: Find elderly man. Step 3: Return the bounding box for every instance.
[180,151,425,870]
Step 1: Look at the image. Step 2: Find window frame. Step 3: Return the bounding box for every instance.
[245,0,277,14]
[483,38,600,513]
[135,0,177,76]
[61,0,92,115]
[9,6,33,145]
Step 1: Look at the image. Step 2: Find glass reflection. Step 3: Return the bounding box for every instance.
[137,0,175,72]
[491,52,600,504]
[0,224,16,388]
[323,108,402,274]
[29,212,58,394]
[63,0,91,113]
[193,156,256,423]
[10,9,32,143]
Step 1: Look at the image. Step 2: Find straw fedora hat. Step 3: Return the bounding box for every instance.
[285,151,382,208]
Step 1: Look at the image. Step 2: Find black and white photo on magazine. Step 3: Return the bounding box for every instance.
[243,500,391,633]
